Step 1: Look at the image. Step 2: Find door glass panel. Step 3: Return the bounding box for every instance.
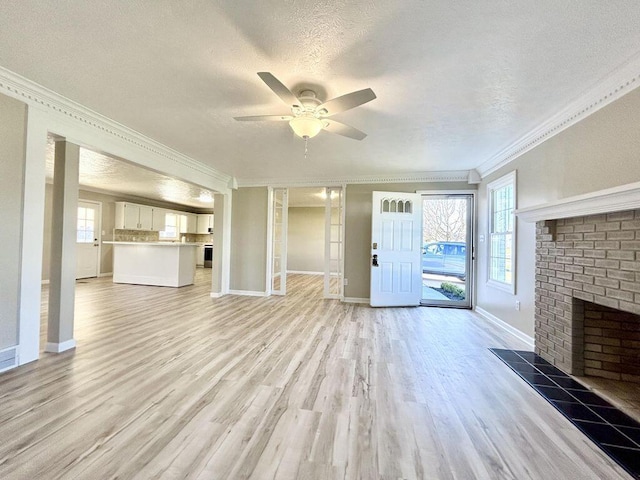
[270,188,287,295]
[76,207,95,244]
[421,194,473,307]
[324,187,343,298]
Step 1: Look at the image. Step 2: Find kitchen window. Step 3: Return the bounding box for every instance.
[159,213,179,240]
[487,171,516,293]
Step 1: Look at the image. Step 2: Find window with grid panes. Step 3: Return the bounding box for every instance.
[487,171,516,293]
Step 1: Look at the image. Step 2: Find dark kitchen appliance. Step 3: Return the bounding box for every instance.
[204,244,213,268]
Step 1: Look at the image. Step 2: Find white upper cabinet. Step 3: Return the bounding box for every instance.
[179,213,197,234]
[116,202,155,231]
[151,207,166,232]
[116,202,202,233]
[196,214,214,234]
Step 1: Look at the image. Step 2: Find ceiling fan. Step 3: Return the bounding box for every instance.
[234,72,376,141]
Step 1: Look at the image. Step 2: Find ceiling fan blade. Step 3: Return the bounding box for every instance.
[317,88,376,116]
[234,115,293,121]
[257,72,301,107]
[322,120,367,140]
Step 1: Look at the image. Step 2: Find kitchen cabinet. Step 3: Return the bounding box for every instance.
[152,208,167,232]
[196,245,205,266]
[179,213,197,234]
[115,202,155,230]
[196,214,214,234]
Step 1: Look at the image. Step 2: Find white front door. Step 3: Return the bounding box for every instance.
[76,200,101,279]
[370,191,422,307]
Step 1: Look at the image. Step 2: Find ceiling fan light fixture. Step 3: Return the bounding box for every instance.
[289,115,323,139]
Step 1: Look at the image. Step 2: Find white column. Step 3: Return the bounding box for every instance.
[19,107,48,364]
[211,192,232,297]
[46,140,79,353]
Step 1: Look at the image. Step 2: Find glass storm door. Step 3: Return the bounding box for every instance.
[421,194,473,308]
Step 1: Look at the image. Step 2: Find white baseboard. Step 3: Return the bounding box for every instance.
[210,291,225,298]
[228,290,268,297]
[286,270,324,275]
[44,339,77,353]
[98,272,113,278]
[343,297,370,304]
[474,306,535,349]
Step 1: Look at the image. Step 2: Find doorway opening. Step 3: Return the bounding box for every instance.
[267,186,344,299]
[421,193,473,308]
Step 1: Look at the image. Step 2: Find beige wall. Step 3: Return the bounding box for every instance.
[287,207,324,273]
[476,86,640,338]
[344,182,474,299]
[230,187,268,292]
[0,94,27,349]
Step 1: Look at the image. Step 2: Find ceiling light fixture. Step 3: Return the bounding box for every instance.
[289,115,323,139]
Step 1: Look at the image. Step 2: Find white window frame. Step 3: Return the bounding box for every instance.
[487,171,516,294]
[159,212,179,240]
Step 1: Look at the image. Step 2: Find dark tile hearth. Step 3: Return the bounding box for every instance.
[491,348,640,479]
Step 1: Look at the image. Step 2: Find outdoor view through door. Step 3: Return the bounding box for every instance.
[421,194,472,307]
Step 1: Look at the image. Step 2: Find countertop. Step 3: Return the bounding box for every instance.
[104,241,200,247]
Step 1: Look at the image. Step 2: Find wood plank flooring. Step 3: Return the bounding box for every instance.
[0,270,633,479]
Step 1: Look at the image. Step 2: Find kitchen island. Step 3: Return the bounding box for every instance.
[105,242,198,287]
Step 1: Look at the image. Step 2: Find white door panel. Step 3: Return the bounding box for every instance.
[370,191,422,307]
[76,200,101,279]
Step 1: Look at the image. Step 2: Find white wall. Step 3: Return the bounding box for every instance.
[287,207,324,273]
[476,86,640,338]
[0,93,27,349]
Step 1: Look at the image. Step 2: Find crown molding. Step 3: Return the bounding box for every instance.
[515,181,640,223]
[477,52,640,179]
[237,170,471,187]
[0,66,234,189]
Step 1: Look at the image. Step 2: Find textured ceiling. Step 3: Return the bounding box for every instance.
[3,1,640,186]
[45,137,216,209]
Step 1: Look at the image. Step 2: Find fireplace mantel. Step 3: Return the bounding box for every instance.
[516,181,640,223]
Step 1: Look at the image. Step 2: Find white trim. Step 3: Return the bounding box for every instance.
[0,66,234,194]
[287,270,324,275]
[44,339,77,353]
[476,51,640,178]
[98,272,113,278]
[238,170,471,187]
[343,297,370,304]
[228,290,269,297]
[475,307,535,349]
[487,171,517,295]
[416,189,478,195]
[19,107,48,365]
[516,181,640,223]
[210,291,225,298]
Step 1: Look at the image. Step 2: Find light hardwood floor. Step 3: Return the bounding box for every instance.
[0,270,633,479]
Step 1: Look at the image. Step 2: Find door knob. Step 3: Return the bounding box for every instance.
[372,254,379,267]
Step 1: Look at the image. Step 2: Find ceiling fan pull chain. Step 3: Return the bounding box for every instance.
[304,136,309,160]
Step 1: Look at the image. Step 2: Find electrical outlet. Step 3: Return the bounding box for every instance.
[515,300,521,311]
[343,278,348,286]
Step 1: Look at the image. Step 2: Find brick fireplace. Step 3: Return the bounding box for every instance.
[535,209,640,383]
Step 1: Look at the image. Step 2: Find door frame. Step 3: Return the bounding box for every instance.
[417,189,477,308]
[265,184,346,299]
[77,198,102,279]
[266,187,288,295]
